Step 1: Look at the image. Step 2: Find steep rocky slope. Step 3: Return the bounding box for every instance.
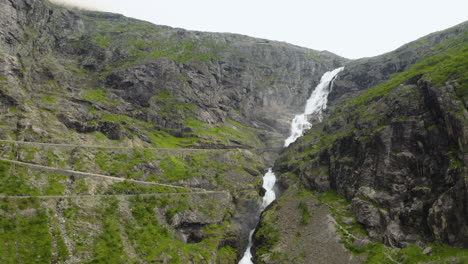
[254,22,468,263]
[0,0,348,263]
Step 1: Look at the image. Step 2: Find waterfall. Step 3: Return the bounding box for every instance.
[284,67,344,147]
[238,67,344,264]
[238,169,276,264]
[260,169,276,209]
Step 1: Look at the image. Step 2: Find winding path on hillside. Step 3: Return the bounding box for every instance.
[0,191,228,199]
[0,139,240,151]
[0,157,194,190]
[0,139,242,199]
[0,139,280,152]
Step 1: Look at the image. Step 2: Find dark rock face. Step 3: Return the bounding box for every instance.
[321,24,468,247]
[56,114,124,139]
[0,90,18,113]
[274,22,468,249]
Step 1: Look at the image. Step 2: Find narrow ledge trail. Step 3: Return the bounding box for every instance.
[0,139,243,151]
[0,191,229,199]
[0,157,199,191]
[0,139,280,152]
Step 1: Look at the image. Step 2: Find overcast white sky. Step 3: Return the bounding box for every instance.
[51,0,468,59]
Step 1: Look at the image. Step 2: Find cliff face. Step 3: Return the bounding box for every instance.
[313,22,468,248]
[254,22,468,263]
[0,0,348,263]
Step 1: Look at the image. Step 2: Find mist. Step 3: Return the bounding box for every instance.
[49,0,101,10]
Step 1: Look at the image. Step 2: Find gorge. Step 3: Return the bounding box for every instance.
[240,67,344,263]
[0,0,467,263]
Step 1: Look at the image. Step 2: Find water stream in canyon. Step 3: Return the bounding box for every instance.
[238,67,344,264]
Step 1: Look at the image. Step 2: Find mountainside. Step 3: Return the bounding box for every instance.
[0,0,467,263]
[0,0,345,151]
[0,0,347,263]
[254,22,468,263]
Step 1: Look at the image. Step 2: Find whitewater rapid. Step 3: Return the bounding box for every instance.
[238,67,343,264]
[284,67,344,147]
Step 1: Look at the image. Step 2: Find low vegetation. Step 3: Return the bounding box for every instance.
[297,202,312,225]
[82,89,117,105]
[344,33,468,109]
[0,198,53,264]
[0,193,235,264]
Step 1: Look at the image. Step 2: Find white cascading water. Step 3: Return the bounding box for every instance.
[239,169,276,264]
[238,67,344,264]
[284,67,344,147]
